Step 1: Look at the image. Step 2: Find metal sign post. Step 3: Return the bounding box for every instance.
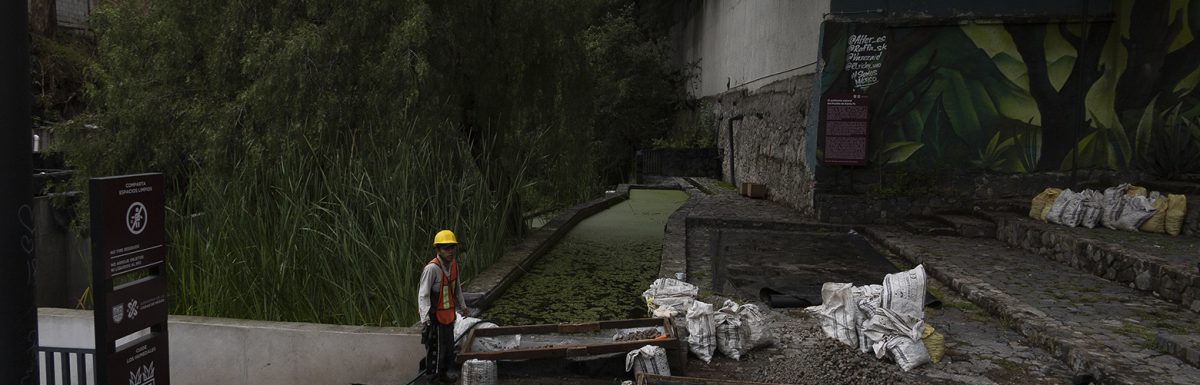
[0,0,38,383]
[90,173,170,385]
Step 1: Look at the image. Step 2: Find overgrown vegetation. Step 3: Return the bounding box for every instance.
[45,0,691,326]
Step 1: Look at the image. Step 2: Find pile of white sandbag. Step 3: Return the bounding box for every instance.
[454,314,521,352]
[641,278,773,364]
[1029,184,1187,235]
[806,265,944,371]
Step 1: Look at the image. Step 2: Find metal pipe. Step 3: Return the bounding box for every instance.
[1,0,39,384]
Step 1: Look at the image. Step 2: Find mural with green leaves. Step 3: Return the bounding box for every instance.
[818,0,1200,176]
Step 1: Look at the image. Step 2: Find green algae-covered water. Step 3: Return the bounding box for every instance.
[483,189,689,325]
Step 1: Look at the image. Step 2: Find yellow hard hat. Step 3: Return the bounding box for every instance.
[433,230,458,246]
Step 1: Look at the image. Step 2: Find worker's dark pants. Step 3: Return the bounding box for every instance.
[431,318,455,376]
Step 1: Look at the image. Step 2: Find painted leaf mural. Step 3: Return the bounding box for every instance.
[818,0,1200,179]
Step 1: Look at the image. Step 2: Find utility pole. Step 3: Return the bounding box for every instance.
[0,0,39,384]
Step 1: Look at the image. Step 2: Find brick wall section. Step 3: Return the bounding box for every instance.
[709,74,816,215]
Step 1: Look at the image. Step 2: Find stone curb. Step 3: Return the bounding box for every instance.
[1157,333,1200,368]
[659,178,705,280]
[464,184,633,310]
[983,211,1200,313]
[861,226,1139,385]
[684,216,851,233]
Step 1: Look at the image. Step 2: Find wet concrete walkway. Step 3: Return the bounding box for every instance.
[867,226,1200,385]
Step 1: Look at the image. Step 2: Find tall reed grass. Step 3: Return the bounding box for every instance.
[167,126,531,326]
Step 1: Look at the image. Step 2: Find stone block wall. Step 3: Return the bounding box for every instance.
[708,74,816,215]
[636,148,721,180]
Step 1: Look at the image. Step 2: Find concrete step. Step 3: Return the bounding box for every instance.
[901,217,957,236]
[933,213,997,238]
[863,226,1200,385]
[982,211,1200,313]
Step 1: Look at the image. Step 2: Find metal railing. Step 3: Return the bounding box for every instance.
[38,346,94,385]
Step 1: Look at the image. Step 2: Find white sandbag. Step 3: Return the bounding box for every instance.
[852,285,883,354]
[1079,189,1103,228]
[806,282,859,347]
[652,304,679,318]
[455,315,520,352]
[887,334,932,371]
[1059,190,1086,227]
[1114,195,1157,231]
[1046,189,1075,225]
[461,359,497,385]
[625,345,671,376]
[867,265,931,371]
[1101,184,1132,229]
[881,265,927,322]
[685,300,716,363]
[644,278,698,314]
[715,301,744,360]
[735,303,772,349]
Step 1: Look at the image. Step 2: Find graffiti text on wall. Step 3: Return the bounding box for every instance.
[846,33,887,90]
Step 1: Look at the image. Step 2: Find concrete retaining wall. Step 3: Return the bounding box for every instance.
[38,308,423,385]
[670,0,827,97]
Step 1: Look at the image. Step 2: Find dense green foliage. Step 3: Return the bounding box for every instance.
[54,0,687,325]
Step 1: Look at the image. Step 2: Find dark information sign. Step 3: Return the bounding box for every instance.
[90,174,166,279]
[823,94,870,166]
[104,276,169,340]
[91,173,170,385]
[107,333,170,385]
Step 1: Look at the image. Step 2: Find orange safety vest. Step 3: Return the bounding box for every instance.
[429,257,458,325]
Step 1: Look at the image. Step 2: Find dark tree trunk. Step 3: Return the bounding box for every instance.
[1007,20,1110,170]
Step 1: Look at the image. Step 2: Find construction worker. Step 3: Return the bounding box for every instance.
[418,229,470,383]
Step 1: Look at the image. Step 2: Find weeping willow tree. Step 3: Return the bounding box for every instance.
[54,0,684,325]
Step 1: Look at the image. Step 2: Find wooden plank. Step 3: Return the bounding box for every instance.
[636,373,792,385]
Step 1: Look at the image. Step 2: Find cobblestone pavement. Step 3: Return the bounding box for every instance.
[867,226,1200,385]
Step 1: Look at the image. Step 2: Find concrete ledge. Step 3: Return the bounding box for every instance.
[684,216,850,233]
[1157,332,1200,368]
[859,230,1136,385]
[985,211,1200,313]
[38,308,423,385]
[464,185,633,310]
[659,178,706,280]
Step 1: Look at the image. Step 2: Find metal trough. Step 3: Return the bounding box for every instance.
[637,373,791,385]
[456,318,680,363]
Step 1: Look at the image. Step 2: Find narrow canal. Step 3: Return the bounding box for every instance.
[483,189,689,325]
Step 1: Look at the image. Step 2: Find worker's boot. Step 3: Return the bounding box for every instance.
[436,372,458,384]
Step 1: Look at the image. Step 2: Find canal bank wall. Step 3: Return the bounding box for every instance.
[37,308,424,385]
